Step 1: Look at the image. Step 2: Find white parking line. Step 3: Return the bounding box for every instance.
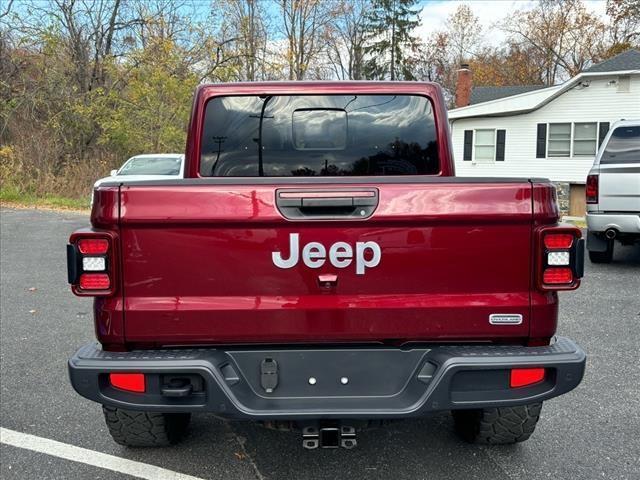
[0,427,205,480]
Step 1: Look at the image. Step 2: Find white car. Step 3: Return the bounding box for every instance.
[91,154,184,204]
[586,120,640,263]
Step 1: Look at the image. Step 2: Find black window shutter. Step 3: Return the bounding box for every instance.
[463,130,473,161]
[536,124,547,158]
[598,122,610,147]
[496,129,506,161]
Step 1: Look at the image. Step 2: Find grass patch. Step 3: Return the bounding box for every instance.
[0,185,90,211]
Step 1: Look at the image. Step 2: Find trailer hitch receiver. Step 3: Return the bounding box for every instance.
[302,424,357,449]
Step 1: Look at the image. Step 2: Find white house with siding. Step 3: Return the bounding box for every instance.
[449,49,640,216]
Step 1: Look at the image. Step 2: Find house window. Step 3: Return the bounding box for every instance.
[474,129,495,162]
[617,75,630,93]
[548,123,571,157]
[573,123,597,156]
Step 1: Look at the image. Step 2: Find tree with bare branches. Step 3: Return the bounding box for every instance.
[278,0,337,80]
[217,0,271,81]
[502,0,607,85]
[445,4,482,66]
[326,0,370,80]
[605,0,640,56]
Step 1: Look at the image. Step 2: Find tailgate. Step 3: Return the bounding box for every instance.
[119,180,534,345]
[598,164,640,212]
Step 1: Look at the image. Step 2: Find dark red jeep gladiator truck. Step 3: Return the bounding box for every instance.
[68,82,586,449]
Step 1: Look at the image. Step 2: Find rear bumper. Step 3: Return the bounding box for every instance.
[586,212,640,235]
[69,337,586,419]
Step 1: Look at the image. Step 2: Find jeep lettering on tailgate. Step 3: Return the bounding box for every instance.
[272,233,381,274]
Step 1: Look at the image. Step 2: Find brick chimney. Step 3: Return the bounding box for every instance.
[455,63,472,108]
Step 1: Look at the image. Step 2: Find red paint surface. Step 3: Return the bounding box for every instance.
[116,182,538,345]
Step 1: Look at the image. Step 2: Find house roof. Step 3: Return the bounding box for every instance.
[584,49,640,73]
[470,85,546,105]
[450,49,640,120]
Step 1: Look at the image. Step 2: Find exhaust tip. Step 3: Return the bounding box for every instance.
[605,228,617,240]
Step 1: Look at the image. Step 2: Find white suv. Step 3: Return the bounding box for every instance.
[90,153,184,206]
[586,120,640,263]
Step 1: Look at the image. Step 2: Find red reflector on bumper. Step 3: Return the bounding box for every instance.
[78,238,109,254]
[79,273,110,290]
[543,267,573,284]
[109,373,145,393]
[510,368,545,388]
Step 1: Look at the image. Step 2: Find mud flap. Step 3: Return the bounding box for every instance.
[587,230,609,252]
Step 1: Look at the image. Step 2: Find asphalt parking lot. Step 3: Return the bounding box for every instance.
[1,207,639,480]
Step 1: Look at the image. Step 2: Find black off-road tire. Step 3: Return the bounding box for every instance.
[452,403,542,445]
[588,240,614,263]
[102,406,191,447]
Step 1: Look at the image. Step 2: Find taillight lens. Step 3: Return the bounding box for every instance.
[586,174,598,204]
[68,233,116,296]
[544,234,573,249]
[79,273,111,290]
[547,251,570,265]
[538,227,583,290]
[78,238,109,254]
[82,256,106,271]
[543,267,573,284]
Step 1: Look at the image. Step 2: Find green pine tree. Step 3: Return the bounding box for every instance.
[363,0,422,80]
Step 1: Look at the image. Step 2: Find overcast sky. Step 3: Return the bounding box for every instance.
[417,0,608,47]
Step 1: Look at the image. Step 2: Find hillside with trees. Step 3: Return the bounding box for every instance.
[0,0,637,206]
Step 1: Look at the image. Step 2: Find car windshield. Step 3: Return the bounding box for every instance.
[601,126,640,164]
[199,94,440,177]
[119,157,182,175]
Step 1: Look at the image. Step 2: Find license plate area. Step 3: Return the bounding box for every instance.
[227,348,430,398]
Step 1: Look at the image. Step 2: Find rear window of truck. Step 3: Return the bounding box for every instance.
[601,126,640,164]
[199,95,439,177]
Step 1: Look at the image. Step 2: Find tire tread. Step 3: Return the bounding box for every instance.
[102,406,190,447]
[453,402,542,445]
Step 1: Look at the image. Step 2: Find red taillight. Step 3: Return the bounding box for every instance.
[537,226,583,291]
[78,238,109,254]
[79,273,111,290]
[544,233,573,249]
[109,373,145,393]
[586,174,598,204]
[69,233,116,296]
[543,267,573,284]
[510,368,545,388]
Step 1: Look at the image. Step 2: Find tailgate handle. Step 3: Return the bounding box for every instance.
[276,189,378,220]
